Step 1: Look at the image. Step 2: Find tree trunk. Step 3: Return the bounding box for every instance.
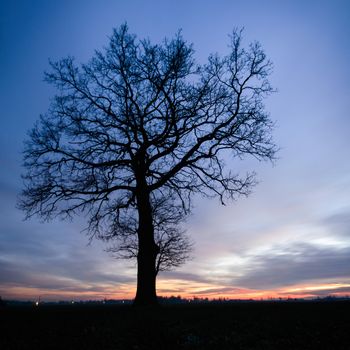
[133,177,159,306]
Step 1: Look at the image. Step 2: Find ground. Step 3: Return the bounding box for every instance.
[1,301,349,349]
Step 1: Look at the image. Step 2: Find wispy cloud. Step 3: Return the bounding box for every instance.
[233,243,350,289]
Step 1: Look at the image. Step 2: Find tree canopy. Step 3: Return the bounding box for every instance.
[20,24,276,305]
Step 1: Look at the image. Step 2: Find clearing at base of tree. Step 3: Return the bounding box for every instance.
[19,24,277,306]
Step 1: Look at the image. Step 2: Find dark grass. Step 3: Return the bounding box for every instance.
[1,301,350,349]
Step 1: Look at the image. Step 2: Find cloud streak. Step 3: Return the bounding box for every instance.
[233,243,350,289]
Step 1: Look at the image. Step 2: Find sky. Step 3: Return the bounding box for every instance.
[1,0,350,301]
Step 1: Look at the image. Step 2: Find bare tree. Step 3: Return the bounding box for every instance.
[19,24,277,306]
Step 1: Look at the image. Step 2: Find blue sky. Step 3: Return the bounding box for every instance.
[1,0,350,300]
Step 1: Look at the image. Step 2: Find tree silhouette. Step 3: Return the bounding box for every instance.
[19,24,276,306]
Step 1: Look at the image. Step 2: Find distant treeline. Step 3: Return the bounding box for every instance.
[1,295,350,306]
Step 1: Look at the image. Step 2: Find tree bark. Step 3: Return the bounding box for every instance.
[133,172,159,306]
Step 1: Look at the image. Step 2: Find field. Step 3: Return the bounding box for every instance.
[1,301,350,349]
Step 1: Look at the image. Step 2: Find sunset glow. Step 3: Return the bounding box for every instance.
[3,280,350,302]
